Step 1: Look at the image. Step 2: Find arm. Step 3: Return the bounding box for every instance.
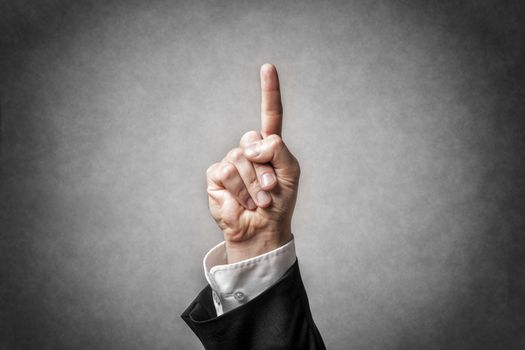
[182,64,325,349]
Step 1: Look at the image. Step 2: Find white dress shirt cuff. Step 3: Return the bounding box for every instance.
[203,237,296,316]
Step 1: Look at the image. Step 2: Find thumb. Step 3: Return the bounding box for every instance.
[243,135,299,176]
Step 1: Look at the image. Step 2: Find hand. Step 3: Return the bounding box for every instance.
[206,64,301,263]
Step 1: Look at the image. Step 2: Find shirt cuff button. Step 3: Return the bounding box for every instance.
[233,291,246,302]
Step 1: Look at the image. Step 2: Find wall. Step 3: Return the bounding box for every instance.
[2,1,524,349]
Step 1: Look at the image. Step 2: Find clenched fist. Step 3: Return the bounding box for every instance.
[206,64,300,263]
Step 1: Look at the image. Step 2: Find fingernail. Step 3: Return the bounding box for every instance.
[246,197,256,210]
[261,173,275,188]
[257,191,270,205]
[244,143,260,157]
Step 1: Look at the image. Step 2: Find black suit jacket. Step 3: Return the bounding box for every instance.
[181,260,326,349]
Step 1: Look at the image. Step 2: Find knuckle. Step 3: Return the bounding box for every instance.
[240,130,259,144]
[206,162,219,177]
[219,162,236,180]
[263,108,282,117]
[228,147,244,162]
[248,175,260,190]
[230,181,246,199]
[238,188,250,201]
[267,134,284,152]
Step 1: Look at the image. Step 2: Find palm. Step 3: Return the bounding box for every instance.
[208,173,298,242]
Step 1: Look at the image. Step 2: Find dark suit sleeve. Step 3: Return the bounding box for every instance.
[181,260,326,350]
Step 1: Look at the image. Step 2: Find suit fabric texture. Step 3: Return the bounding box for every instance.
[182,260,326,349]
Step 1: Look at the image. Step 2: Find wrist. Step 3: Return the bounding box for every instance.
[225,230,293,264]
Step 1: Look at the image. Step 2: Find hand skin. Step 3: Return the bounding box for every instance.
[206,64,301,263]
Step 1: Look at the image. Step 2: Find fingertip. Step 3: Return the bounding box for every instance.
[261,63,276,74]
[256,191,272,207]
[260,172,277,190]
[260,63,279,90]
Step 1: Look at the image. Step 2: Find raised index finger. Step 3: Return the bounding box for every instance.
[260,63,282,138]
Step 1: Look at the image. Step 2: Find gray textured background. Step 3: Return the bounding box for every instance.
[2,1,524,349]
